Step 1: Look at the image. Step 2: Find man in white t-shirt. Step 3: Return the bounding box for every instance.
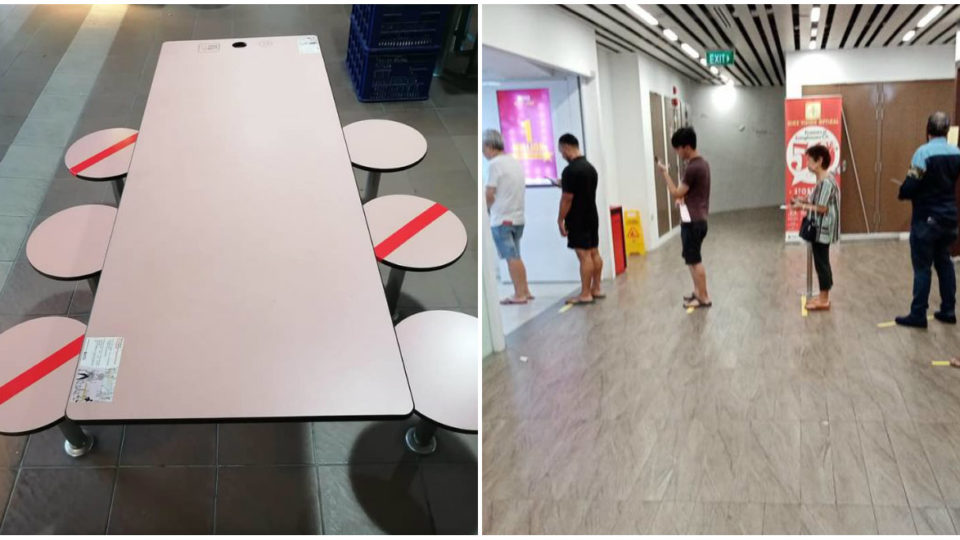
[483,129,533,305]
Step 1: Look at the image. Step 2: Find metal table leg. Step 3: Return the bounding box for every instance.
[404,417,438,455]
[806,243,813,298]
[385,267,406,318]
[363,171,381,203]
[59,418,95,458]
[88,273,100,296]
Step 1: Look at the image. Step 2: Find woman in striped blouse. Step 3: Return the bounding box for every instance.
[791,144,840,311]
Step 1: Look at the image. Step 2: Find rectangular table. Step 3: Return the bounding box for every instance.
[68,36,413,421]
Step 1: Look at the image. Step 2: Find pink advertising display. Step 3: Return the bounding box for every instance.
[497,88,557,186]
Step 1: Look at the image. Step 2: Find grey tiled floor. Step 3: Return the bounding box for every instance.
[0,4,476,534]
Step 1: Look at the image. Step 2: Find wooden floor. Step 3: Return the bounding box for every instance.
[482,206,960,534]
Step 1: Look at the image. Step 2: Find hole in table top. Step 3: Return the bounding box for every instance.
[232,41,247,48]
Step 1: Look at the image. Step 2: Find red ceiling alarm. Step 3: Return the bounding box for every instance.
[672,97,679,107]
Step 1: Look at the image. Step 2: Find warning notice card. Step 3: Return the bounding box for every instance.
[71,337,124,403]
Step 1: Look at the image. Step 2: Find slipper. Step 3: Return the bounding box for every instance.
[806,301,831,311]
[526,295,536,301]
[500,297,528,305]
[592,292,607,299]
[565,296,595,305]
[683,297,712,309]
[951,358,960,368]
[683,292,696,302]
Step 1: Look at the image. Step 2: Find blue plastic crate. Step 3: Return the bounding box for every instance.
[350,4,451,50]
[347,21,440,102]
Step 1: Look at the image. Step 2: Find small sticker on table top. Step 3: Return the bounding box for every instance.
[71,337,123,403]
[198,42,220,54]
[298,36,320,54]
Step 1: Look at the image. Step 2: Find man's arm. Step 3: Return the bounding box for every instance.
[485,186,496,210]
[658,162,689,199]
[899,150,925,200]
[557,192,573,236]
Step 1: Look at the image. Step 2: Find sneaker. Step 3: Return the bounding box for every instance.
[935,311,957,324]
[895,315,928,329]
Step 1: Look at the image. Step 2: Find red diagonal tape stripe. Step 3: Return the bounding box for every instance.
[69,132,138,175]
[0,335,84,406]
[374,202,448,261]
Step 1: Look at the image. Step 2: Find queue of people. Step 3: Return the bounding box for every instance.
[482,112,960,365]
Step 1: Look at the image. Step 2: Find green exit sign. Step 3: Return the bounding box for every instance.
[706,50,735,66]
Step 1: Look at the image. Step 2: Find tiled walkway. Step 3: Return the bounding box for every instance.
[0,5,476,534]
[484,207,960,534]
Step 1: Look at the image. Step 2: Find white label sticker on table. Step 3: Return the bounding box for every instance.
[298,36,320,54]
[71,337,124,403]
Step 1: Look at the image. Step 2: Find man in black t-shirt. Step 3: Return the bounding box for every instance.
[557,133,604,305]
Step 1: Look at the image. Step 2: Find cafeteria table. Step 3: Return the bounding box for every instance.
[66,35,414,425]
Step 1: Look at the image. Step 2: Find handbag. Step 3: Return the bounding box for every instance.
[799,214,818,243]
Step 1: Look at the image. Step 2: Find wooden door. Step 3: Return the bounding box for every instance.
[878,79,957,232]
[665,95,681,228]
[803,83,881,234]
[651,92,671,236]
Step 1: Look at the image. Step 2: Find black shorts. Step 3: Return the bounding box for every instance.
[680,220,708,265]
[567,226,599,250]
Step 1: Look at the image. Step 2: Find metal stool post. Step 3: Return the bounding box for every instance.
[88,273,100,295]
[58,418,94,458]
[404,417,438,455]
[113,176,125,201]
[385,267,406,316]
[363,171,381,203]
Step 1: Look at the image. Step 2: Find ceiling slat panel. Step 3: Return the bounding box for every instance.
[824,4,853,49]
[877,4,920,46]
[696,4,762,85]
[656,4,752,86]
[727,4,775,85]
[913,4,960,46]
[738,4,782,84]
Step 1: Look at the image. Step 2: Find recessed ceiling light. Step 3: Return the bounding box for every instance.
[917,5,943,28]
[663,28,678,42]
[811,27,817,37]
[700,58,707,66]
[808,40,817,49]
[680,43,699,59]
[902,29,916,42]
[811,7,821,23]
[710,66,719,75]
[626,4,659,26]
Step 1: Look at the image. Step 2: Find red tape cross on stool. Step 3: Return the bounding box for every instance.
[0,336,84,406]
[374,202,448,261]
[69,133,138,176]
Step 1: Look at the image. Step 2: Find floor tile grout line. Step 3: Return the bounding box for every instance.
[212,423,219,534]
[310,422,325,534]
[103,425,126,533]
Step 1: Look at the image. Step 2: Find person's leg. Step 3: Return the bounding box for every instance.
[811,242,832,306]
[590,248,603,296]
[932,225,957,319]
[514,226,533,299]
[685,222,709,305]
[506,258,527,299]
[493,226,525,304]
[897,221,933,327]
[570,248,594,302]
[692,263,710,303]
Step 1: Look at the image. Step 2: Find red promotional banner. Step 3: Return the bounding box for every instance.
[496,88,557,186]
[784,96,842,240]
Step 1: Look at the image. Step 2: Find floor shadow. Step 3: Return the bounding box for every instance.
[348,420,472,534]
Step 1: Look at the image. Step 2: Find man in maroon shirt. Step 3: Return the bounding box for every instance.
[658,126,712,309]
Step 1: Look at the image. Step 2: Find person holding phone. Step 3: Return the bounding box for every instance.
[557,133,604,304]
[791,144,839,311]
[658,126,712,309]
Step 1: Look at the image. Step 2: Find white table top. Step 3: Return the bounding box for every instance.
[64,128,138,180]
[70,36,412,421]
[26,205,117,280]
[343,120,427,172]
[0,317,86,434]
[395,311,477,432]
[364,195,467,271]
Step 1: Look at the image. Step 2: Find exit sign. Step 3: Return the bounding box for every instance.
[706,50,735,66]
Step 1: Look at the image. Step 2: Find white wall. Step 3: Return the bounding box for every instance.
[686,84,786,212]
[785,45,955,98]
[482,77,586,282]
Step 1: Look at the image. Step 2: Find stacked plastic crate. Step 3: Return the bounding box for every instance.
[346,5,451,102]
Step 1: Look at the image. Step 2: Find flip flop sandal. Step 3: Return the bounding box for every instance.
[683,292,696,302]
[565,297,595,305]
[592,292,607,299]
[500,297,528,305]
[684,297,713,309]
[806,302,831,311]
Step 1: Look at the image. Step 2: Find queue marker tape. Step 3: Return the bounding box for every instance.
[932,361,950,367]
[801,295,808,318]
[558,304,572,314]
[877,314,934,328]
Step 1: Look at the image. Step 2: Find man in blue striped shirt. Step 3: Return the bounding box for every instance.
[896,112,960,329]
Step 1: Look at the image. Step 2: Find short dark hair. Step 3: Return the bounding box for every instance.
[670,127,696,150]
[558,133,579,147]
[805,144,831,169]
[927,111,950,138]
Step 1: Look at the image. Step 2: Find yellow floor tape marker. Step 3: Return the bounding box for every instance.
[801,295,808,317]
[878,314,935,328]
[558,304,572,314]
[932,360,950,367]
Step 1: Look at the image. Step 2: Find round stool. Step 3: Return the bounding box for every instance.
[0,317,94,456]
[363,195,467,318]
[26,204,117,295]
[64,128,138,201]
[395,310,478,454]
[343,120,427,202]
